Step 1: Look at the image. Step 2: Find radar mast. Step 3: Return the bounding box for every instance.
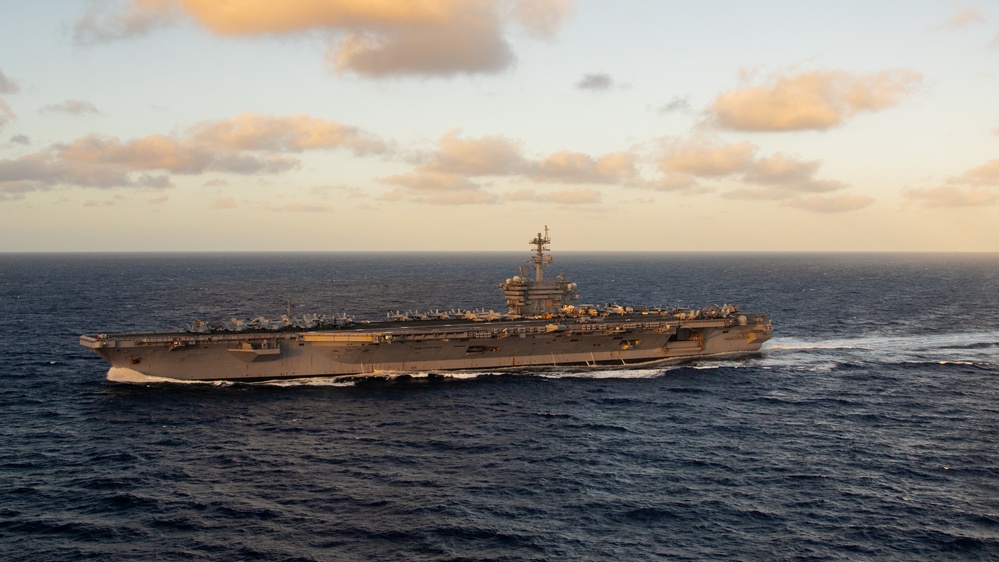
[498,226,578,317]
[529,226,553,283]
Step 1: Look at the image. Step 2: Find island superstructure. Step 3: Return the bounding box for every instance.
[80,228,772,383]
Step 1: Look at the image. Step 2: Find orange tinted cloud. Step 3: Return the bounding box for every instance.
[329,10,514,77]
[746,153,844,192]
[76,0,571,77]
[710,69,922,131]
[60,134,211,173]
[659,140,756,176]
[910,155,999,208]
[507,0,572,37]
[379,169,497,205]
[382,171,480,192]
[938,7,985,30]
[409,129,632,185]
[0,99,12,130]
[905,186,997,207]
[428,129,527,175]
[0,70,19,131]
[379,129,628,204]
[534,151,636,184]
[504,187,601,204]
[170,1,457,34]
[210,197,237,210]
[948,159,999,187]
[279,202,334,213]
[656,137,866,211]
[0,151,131,189]
[0,113,387,189]
[784,194,874,213]
[723,186,795,201]
[537,187,601,204]
[189,113,389,155]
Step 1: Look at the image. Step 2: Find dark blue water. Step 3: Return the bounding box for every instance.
[2,252,998,561]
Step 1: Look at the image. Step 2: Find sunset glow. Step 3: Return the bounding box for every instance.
[1,1,998,251]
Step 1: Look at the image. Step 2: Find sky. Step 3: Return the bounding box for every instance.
[1,0,998,252]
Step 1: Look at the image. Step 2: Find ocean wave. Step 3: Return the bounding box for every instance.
[761,330,999,370]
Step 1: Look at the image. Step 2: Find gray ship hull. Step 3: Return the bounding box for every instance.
[80,314,772,383]
[80,228,772,383]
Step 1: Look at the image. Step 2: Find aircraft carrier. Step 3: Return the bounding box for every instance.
[80,228,772,383]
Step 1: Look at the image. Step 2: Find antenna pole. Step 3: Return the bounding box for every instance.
[529,225,551,283]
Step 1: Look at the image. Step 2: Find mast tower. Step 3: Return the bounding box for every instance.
[498,226,578,317]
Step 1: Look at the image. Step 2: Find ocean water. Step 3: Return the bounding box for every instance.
[1,252,998,561]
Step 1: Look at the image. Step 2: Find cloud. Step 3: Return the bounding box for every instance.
[202,177,228,187]
[211,197,237,209]
[136,174,173,188]
[506,187,601,204]
[280,202,333,212]
[908,158,999,207]
[380,129,859,209]
[415,190,497,205]
[577,73,612,91]
[655,96,690,114]
[380,129,638,205]
[83,197,121,207]
[534,151,636,184]
[0,99,12,130]
[311,184,366,199]
[709,68,922,131]
[783,194,874,213]
[645,174,701,193]
[746,152,818,183]
[189,113,389,155]
[380,185,498,205]
[328,12,514,78]
[948,159,999,186]
[905,186,997,207]
[723,186,797,201]
[76,0,572,78]
[0,152,118,188]
[654,136,868,210]
[0,113,387,190]
[938,7,985,30]
[149,195,169,204]
[745,152,845,192]
[10,134,30,145]
[0,70,20,94]
[380,166,495,205]
[1,181,49,201]
[504,189,535,202]
[659,139,756,176]
[74,0,181,44]
[507,0,572,37]
[382,170,480,192]
[419,129,637,185]
[426,129,527,175]
[58,133,229,174]
[39,100,101,115]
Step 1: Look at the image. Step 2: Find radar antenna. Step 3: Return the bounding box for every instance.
[529,226,553,282]
[498,226,578,317]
